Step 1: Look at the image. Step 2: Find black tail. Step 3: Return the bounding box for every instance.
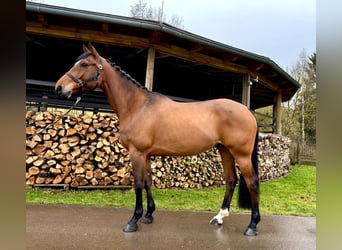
[238,128,259,209]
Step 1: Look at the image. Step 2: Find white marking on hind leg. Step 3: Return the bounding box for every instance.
[209,208,229,225]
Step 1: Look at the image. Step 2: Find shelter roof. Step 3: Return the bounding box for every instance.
[26,2,300,110]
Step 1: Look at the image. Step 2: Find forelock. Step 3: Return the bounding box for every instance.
[75,51,93,62]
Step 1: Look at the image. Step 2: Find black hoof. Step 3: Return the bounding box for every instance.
[209,218,223,226]
[244,227,258,236]
[209,218,218,225]
[140,215,153,224]
[123,223,138,233]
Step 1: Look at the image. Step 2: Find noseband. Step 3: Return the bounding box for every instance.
[65,56,103,91]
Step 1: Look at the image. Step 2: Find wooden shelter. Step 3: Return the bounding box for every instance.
[26,2,300,134]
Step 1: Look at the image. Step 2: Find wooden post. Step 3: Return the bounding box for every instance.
[145,47,155,91]
[40,95,48,112]
[242,73,251,108]
[273,89,282,135]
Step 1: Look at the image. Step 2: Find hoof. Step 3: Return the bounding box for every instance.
[209,218,223,226]
[244,227,258,236]
[123,223,138,233]
[140,215,153,224]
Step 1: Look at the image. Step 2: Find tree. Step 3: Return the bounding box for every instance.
[130,0,184,29]
[256,50,316,145]
[283,50,316,144]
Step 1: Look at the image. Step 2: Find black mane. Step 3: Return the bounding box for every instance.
[106,58,147,91]
[75,52,147,91]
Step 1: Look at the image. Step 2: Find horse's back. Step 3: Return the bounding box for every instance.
[127,95,257,156]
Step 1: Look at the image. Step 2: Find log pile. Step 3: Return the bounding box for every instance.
[257,133,291,181]
[150,150,224,189]
[26,111,291,189]
[26,111,134,188]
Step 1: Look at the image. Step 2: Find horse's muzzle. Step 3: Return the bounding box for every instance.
[56,85,63,97]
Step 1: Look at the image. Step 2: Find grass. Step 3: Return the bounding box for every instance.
[26,165,316,216]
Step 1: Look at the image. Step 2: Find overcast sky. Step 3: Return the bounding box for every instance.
[34,0,316,71]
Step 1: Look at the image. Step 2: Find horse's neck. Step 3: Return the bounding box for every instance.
[100,63,148,121]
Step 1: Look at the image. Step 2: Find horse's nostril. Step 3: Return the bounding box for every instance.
[56,85,62,96]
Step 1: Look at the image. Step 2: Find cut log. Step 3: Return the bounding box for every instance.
[70,179,78,188]
[90,178,98,186]
[33,144,46,155]
[28,166,40,176]
[104,176,112,185]
[85,170,94,180]
[26,176,35,185]
[117,168,126,178]
[68,136,80,147]
[64,176,72,184]
[48,128,57,137]
[32,134,42,142]
[26,155,38,165]
[44,151,55,161]
[75,166,86,174]
[53,175,64,184]
[87,133,97,141]
[35,176,45,184]
[33,159,44,167]
[50,167,61,175]
[66,128,77,136]
[26,140,38,149]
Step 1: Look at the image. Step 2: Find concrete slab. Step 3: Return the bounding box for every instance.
[26,204,315,249]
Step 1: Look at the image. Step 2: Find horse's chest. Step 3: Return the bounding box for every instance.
[118,126,152,152]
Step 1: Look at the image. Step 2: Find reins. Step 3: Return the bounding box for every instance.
[26,96,82,140]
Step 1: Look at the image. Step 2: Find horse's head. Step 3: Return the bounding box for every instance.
[55,43,103,98]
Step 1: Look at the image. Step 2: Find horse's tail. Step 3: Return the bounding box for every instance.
[238,127,259,209]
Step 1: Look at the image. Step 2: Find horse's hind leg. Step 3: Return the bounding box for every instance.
[209,144,237,225]
[236,156,260,236]
[140,157,156,224]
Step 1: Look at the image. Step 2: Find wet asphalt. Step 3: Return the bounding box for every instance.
[26,204,315,250]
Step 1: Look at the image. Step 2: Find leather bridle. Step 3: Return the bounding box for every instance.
[65,56,103,92]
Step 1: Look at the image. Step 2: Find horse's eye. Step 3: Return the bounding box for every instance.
[80,63,88,67]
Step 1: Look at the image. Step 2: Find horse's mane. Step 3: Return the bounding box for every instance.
[75,52,148,91]
[106,58,148,91]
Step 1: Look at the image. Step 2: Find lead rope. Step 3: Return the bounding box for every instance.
[26,96,82,140]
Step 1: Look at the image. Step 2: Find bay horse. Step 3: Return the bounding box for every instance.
[55,43,260,236]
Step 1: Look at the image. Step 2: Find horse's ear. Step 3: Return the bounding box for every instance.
[83,42,90,53]
[87,42,100,58]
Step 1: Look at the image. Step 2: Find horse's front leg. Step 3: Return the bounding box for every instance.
[123,152,146,233]
[140,157,156,224]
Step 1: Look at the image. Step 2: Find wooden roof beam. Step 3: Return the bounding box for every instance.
[152,42,249,74]
[37,14,48,28]
[27,22,278,89]
[26,22,151,48]
[102,23,109,34]
[149,31,161,44]
[247,61,265,71]
[223,53,240,62]
[250,71,279,91]
[190,43,204,53]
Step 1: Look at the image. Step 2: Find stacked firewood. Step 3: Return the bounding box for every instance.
[25,111,225,188]
[150,150,224,189]
[257,133,291,181]
[26,111,290,189]
[26,111,134,188]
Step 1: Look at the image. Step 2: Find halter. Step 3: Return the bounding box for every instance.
[65,56,103,91]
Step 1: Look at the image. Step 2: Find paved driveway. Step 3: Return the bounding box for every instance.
[26,204,315,249]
